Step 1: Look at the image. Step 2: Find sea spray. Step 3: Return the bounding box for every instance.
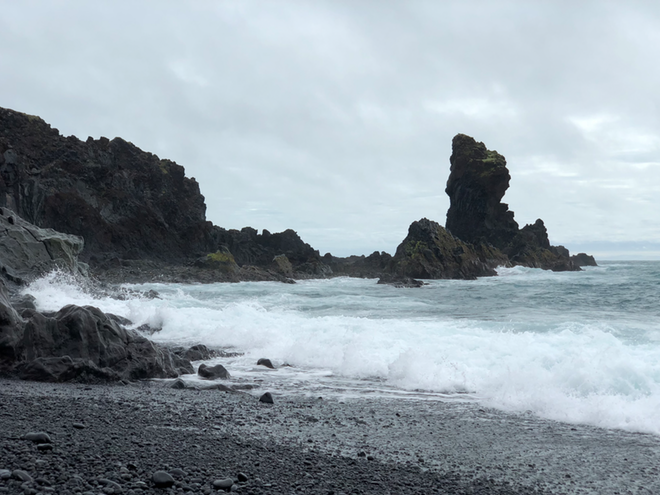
[23,261,660,434]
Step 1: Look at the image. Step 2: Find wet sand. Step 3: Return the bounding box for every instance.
[1,379,658,494]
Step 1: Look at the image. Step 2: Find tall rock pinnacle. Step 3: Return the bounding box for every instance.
[445,134,519,250]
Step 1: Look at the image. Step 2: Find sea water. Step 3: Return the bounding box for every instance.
[23,261,660,434]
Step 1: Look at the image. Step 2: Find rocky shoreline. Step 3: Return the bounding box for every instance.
[2,378,659,494]
[0,106,611,494]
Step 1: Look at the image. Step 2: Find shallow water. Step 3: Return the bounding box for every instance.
[24,261,660,434]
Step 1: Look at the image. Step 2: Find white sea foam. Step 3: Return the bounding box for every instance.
[22,262,660,435]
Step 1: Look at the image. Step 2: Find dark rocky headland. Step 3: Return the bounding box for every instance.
[0,107,594,287]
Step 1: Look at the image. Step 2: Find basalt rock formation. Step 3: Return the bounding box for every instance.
[0,277,193,382]
[571,252,598,267]
[0,207,194,383]
[0,206,88,284]
[323,251,393,279]
[445,134,581,272]
[0,107,328,279]
[387,218,508,280]
[0,108,216,263]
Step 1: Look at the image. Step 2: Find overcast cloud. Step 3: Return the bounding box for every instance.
[1,0,659,259]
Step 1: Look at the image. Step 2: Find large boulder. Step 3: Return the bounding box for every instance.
[388,218,508,280]
[445,134,582,271]
[0,291,192,382]
[19,304,190,381]
[194,246,240,274]
[0,207,87,284]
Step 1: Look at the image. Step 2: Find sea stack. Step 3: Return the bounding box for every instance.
[445,134,580,271]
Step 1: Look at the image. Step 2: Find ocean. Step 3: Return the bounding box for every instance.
[24,261,660,435]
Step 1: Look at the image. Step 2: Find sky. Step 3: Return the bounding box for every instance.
[1,1,659,259]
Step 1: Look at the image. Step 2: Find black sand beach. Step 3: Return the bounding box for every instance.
[1,379,658,495]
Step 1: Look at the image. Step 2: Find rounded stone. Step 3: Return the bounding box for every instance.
[212,478,234,490]
[12,469,33,482]
[24,432,51,443]
[257,358,275,369]
[259,392,274,404]
[152,470,175,488]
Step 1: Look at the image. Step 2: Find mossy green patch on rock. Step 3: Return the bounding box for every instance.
[194,248,239,274]
[206,251,235,264]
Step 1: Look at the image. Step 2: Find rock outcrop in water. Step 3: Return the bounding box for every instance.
[0,107,591,284]
[444,134,580,272]
[0,207,193,382]
[0,276,193,382]
[387,218,507,280]
[385,134,591,280]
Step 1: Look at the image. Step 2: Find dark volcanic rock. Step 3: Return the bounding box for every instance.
[446,134,519,249]
[0,207,87,284]
[1,278,191,382]
[324,251,393,278]
[198,363,230,380]
[257,358,275,369]
[377,275,425,288]
[571,252,598,267]
[17,355,120,382]
[0,279,23,366]
[179,344,216,362]
[193,246,240,274]
[152,470,175,488]
[0,107,331,280]
[388,218,508,280]
[0,107,216,264]
[445,134,583,271]
[213,227,331,278]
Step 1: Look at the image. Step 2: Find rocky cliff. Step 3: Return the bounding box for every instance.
[0,107,215,263]
[0,107,326,279]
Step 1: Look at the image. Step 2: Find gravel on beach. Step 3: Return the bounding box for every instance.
[1,379,659,495]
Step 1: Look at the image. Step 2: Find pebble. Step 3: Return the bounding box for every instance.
[212,478,234,490]
[37,443,53,451]
[0,469,10,480]
[72,422,86,429]
[259,392,274,404]
[152,470,175,488]
[99,478,123,491]
[24,432,51,443]
[237,472,248,482]
[11,469,33,482]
